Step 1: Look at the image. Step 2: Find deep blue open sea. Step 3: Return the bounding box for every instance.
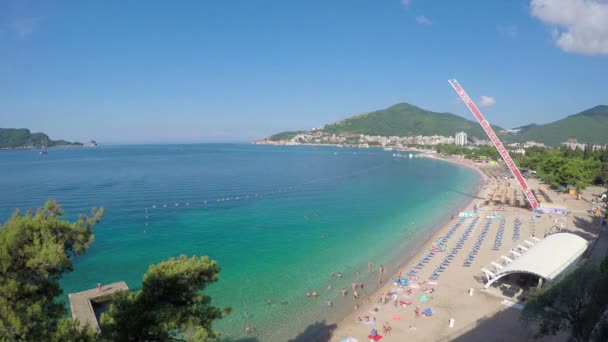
[0,144,479,341]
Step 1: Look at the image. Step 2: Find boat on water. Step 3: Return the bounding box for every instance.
[39,137,48,155]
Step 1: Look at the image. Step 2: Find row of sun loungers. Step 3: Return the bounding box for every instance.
[407,218,466,277]
[530,216,536,236]
[427,217,481,280]
[512,217,521,241]
[463,218,494,267]
[492,217,506,250]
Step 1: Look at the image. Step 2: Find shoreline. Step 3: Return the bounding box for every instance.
[326,154,491,341]
[324,152,599,341]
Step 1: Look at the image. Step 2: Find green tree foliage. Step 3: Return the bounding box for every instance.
[516,146,606,188]
[0,200,103,341]
[435,144,500,161]
[100,255,229,341]
[321,103,505,138]
[268,131,307,141]
[521,261,608,341]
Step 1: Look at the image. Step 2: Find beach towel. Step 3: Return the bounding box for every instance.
[391,314,401,320]
[419,295,430,302]
[399,300,412,306]
[367,334,383,341]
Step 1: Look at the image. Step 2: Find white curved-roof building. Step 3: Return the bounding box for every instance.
[484,233,588,289]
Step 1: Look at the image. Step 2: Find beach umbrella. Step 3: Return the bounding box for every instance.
[419,295,430,302]
[423,308,433,316]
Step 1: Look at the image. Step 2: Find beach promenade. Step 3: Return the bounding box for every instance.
[328,156,602,342]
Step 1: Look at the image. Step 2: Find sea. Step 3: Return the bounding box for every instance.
[0,144,480,341]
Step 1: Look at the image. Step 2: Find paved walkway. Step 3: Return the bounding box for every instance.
[68,281,128,333]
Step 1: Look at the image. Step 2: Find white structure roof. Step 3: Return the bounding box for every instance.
[484,233,588,288]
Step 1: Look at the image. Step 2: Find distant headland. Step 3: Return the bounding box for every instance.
[0,128,96,150]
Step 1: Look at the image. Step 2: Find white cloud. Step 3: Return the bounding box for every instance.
[478,96,496,107]
[401,0,411,9]
[498,25,519,38]
[11,17,42,38]
[530,0,608,55]
[416,15,432,25]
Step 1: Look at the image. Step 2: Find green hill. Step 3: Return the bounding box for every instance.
[0,128,82,149]
[322,103,504,138]
[265,103,504,141]
[515,105,608,146]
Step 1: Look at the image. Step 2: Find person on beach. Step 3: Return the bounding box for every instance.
[368,260,373,270]
[354,290,359,299]
[354,304,359,311]
[341,288,347,297]
[327,299,332,307]
[97,281,102,293]
[351,281,357,292]
[415,306,420,318]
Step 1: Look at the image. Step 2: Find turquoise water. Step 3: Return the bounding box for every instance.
[0,144,479,341]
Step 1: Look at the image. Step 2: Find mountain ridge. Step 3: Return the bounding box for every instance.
[262,103,608,146]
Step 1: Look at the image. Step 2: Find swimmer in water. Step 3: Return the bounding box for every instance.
[306,291,311,297]
[245,326,253,334]
[280,299,287,305]
[312,291,318,298]
[266,299,273,305]
[327,284,331,290]
[337,272,343,278]
[327,299,332,307]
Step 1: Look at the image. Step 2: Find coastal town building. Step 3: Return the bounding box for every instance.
[455,131,467,146]
[561,139,587,150]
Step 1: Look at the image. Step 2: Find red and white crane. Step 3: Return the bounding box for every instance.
[448,79,540,210]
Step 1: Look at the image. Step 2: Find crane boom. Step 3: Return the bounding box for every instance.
[448,79,540,210]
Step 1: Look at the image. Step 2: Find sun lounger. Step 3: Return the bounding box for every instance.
[491,261,503,270]
[500,255,513,263]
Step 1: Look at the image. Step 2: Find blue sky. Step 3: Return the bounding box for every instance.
[1,0,607,143]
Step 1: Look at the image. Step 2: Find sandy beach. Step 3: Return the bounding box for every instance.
[327,154,603,342]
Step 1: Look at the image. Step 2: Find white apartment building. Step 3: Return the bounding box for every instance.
[455,131,468,146]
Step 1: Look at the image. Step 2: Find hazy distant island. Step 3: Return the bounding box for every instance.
[0,128,96,149]
[255,103,608,148]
